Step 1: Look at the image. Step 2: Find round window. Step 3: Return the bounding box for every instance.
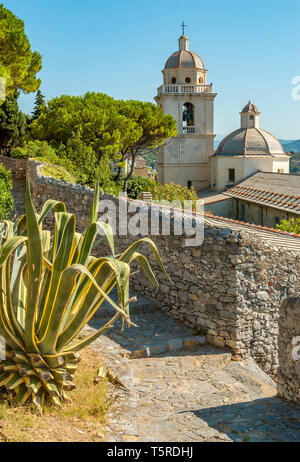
[172,77,176,84]
[185,77,191,83]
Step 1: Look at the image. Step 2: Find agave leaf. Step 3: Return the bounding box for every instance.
[38,199,66,224]
[95,221,115,258]
[56,264,130,351]
[127,252,159,287]
[0,220,14,241]
[37,213,76,341]
[70,232,83,264]
[58,257,114,332]
[89,179,100,225]
[24,182,43,352]
[4,256,24,338]
[58,259,120,345]
[77,222,98,266]
[120,237,172,283]
[62,313,120,353]
[0,236,28,266]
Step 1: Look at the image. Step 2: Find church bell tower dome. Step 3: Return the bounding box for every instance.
[162,28,207,86]
[164,35,205,70]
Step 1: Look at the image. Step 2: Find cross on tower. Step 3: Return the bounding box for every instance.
[181,21,187,35]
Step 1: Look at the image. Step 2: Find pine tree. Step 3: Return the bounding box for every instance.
[0,93,27,156]
[32,89,46,120]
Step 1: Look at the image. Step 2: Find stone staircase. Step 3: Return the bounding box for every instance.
[84,296,300,442]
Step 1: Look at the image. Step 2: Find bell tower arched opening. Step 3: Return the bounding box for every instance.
[182,102,194,133]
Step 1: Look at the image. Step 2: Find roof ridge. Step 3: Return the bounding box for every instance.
[259,128,286,155]
[244,128,249,156]
[203,212,300,238]
[256,127,270,155]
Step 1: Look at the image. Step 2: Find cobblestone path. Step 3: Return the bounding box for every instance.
[85,300,300,442]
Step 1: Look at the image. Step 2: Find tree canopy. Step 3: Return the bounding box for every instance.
[28,92,177,190]
[115,100,177,190]
[0,4,42,100]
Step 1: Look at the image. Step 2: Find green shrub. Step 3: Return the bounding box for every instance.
[127,176,156,199]
[12,140,121,194]
[12,141,78,183]
[127,178,198,208]
[0,164,14,219]
[11,140,57,160]
[276,217,300,234]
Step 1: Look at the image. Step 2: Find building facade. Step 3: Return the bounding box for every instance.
[155,34,217,190]
[224,171,300,228]
[133,155,156,180]
[210,102,290,191]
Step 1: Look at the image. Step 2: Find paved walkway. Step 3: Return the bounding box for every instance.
[9,179,26,219]
[84,300,300,442]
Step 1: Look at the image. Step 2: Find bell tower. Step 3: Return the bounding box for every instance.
[155,29,217,190]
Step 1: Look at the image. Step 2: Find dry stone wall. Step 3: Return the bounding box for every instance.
[25,159,300,378]
[1,157,299,382]
[277,298,300,404]
[0,155,27,179]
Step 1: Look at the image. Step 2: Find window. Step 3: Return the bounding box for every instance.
[274,217,281,226]
[185,77,191,83]
[172,77,176,84]
[199,77,204,84]
[187,181,192,189]
[228,169,235,183]
[250,115,254,120]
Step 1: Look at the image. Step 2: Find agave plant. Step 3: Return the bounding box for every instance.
[0,182,168,409]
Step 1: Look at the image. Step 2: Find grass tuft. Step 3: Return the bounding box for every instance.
[0,348,110,442]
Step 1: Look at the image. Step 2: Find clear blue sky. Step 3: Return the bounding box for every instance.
[3,0,300,139]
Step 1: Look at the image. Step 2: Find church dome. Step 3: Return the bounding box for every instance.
[215,127,285,156]
[165,50,204,69]
[215,102,287,157]
[164,35,205,70]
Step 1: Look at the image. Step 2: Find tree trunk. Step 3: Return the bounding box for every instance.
[122,150,136,193]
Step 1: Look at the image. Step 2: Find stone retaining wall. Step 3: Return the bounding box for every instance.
[0,155,27,179]
[25,159,300,378]
[277,298,300,403]
[2,157,300,381]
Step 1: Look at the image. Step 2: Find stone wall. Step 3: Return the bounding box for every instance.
[25,159,300,378]
[277,298,300,403]
[0,155,27,179]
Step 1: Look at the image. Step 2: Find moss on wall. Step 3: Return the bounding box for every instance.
[41,164,76,184]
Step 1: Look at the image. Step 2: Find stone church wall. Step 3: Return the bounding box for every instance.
[24,158,300,379]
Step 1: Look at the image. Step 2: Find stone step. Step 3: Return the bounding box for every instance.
[94,295,157,318]
[122,335,207,358]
